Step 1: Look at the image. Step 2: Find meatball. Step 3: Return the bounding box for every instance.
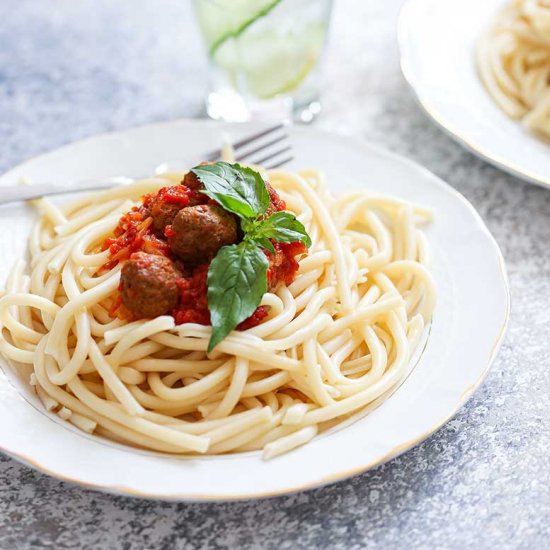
[147,186,192,237]
[120,253,179,318]
[182,171,203,190]
[170,204,238,264]
[150,201,183,236]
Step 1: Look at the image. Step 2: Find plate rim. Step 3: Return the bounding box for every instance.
[397,0,550,191]
[0,118,511,501]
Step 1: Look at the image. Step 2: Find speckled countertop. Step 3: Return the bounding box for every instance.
[0,0,548,548]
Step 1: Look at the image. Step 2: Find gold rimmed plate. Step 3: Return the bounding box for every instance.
[0,119,509,501]
[399,0,550,190]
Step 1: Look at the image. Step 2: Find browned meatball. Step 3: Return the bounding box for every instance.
[170,205,238,264]
[150,201,183,236]
[120,253,179,318]
[182,171,203,190]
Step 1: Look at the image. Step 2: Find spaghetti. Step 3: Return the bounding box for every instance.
[477,0,550,139]
[0,167,436,459]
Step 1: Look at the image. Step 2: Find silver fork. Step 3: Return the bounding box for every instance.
[0,123,293,205]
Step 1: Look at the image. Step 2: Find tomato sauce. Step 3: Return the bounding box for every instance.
[267,241,307,287]
[172,265,210,326]
[101,178,305,330]
[101,206,170,271]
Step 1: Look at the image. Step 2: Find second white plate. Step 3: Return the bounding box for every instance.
[399,0,550,189]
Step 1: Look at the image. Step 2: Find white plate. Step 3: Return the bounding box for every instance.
[0,120,509,501]
[398,0,550,189]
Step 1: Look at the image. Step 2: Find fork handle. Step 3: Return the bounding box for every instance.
[0,177,135,205]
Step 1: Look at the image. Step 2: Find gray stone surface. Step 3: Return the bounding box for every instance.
[0,0,548,548]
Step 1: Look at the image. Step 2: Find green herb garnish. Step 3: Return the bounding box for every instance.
[206,242,269,352]
[190,162,311,352]
[191,162,270,220]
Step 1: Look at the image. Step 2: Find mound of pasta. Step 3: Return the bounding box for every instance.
[477,0,550,138]
[0,165,436,459]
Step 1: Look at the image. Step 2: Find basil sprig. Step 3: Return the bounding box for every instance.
[206,243,268,351]
[190,162,311,352]
[191,162,270,219]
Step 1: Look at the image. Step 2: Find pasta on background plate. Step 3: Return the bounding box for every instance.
[477,0,550,139]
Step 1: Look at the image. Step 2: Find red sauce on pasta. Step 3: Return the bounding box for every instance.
[100,176,305,328]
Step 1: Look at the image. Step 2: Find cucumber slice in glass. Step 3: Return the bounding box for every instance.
[213,23,326,99]
[193,0,283,56]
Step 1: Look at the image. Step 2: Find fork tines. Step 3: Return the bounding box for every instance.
[205,123,293,170]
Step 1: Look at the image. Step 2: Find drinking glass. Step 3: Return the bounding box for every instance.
[192,0,333,122]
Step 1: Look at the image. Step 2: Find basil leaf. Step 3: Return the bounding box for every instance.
[247,236,276,254]
[207,242,268,352]
[192,162,270,220]
[254,211,312,247]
